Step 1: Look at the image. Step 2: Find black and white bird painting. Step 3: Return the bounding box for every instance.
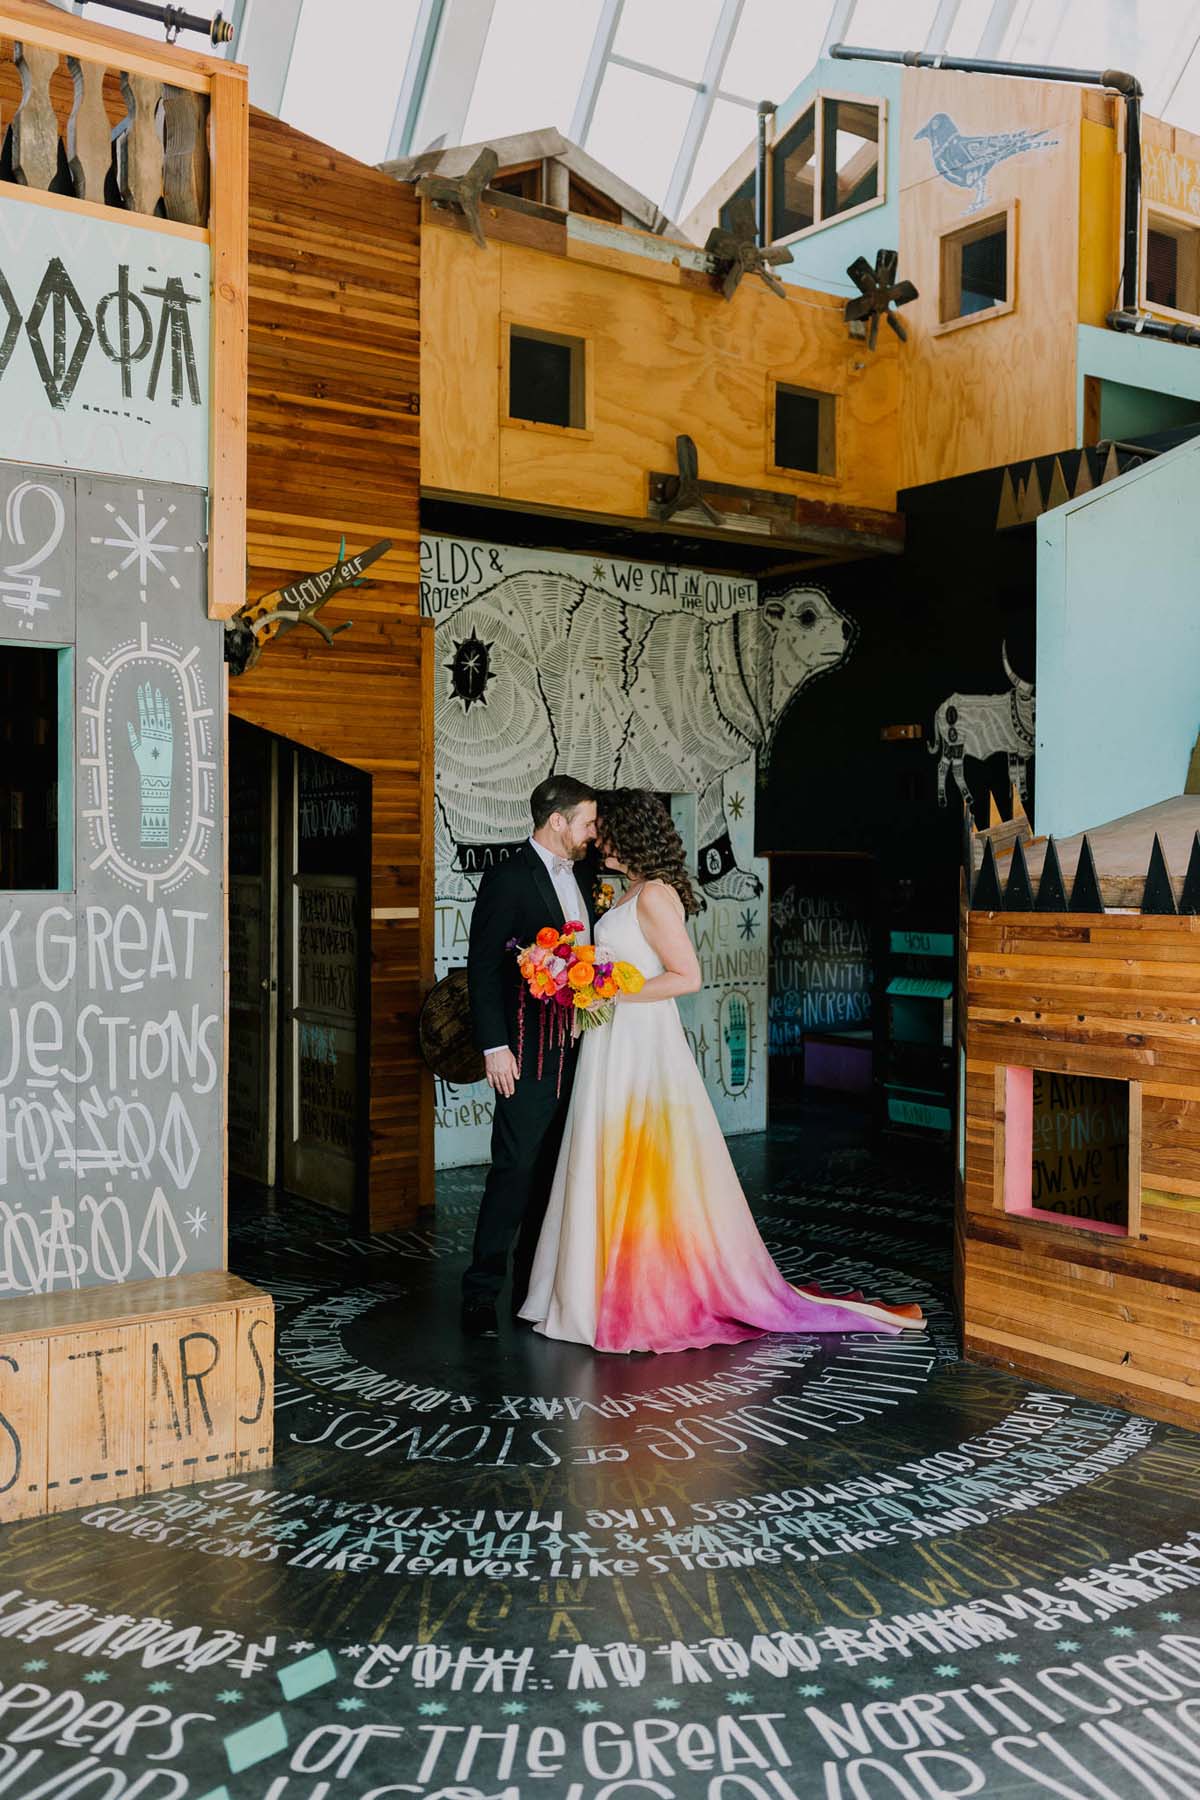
[914,112,1057,210]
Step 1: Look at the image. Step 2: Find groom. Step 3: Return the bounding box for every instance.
[461,774,598,1338]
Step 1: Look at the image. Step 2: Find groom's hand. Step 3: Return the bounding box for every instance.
[484,1047,518,1100]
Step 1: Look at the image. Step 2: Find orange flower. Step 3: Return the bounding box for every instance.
[536,927,560,949]
[567,961,595,989]
[574,945,596,964]
[595,978,617,999]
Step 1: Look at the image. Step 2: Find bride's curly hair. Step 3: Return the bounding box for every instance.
[597,789,700,916]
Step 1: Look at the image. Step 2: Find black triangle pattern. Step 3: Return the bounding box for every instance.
[1181,833,1200,916]
[1035,838,1068,911]
[1005,837,1034,911]
[973,838,1003,910]
[1069,836,1104,912]
[1142,834,1177,914]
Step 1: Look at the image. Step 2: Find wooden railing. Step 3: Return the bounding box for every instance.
[1,33,211,223]
[0,0,248,620]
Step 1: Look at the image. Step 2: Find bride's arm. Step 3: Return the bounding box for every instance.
[616,881,701,1003]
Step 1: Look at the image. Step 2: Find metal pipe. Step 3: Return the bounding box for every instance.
[1121,89,1142,309]
[1107,308,1200,347]
[755,99,774,248]
[79,1,234,43]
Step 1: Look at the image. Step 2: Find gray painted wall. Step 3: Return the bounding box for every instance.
[0,462,224,1292]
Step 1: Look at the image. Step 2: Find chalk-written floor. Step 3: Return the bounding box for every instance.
[0,1107,1198,1797]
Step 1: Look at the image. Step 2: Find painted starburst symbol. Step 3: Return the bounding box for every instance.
[726,1690,753,1705]
[797,1684,824,1698]
[996,1652,1021,1665]
[866,1676,894,1691]
[445,629,494,712]
[290,1641,315,1652]
[592,562,606,583]
[216,1689,244,1704]
[91,490,192,606]
[337,1696,366,1712]
[148,1680,173,1694]
[654,1697,681,1711]
[1056,1640,1081,1652]
[184,1207,209,1238]
[22,1660,47,1672]
[933,1664,959,1678]
[418,1700,447,1716]
[738,907,758,941]
[500,1701,527,1716]
[728,791,746,820]
[1159,1612,1182,1624]
[575,1699,603,1714]
[83,1670,110,1684]
[1110,1625,1134,1638]
[341,1645,366,1658]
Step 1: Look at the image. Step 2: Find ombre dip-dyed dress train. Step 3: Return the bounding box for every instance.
[520,887,924,1354]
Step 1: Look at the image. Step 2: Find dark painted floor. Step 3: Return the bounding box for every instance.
[3,1101,1200,1799]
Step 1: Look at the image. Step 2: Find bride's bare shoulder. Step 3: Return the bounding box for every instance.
[639,879,685,919]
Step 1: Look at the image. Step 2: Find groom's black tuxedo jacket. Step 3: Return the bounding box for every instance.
[468,843,596,1057]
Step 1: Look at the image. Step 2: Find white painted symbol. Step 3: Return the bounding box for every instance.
[184,1207,209,1238]
[0,480,66,628]
[90,488,195,606]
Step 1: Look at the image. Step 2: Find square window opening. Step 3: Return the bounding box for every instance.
[1146,214,1200,317]
[718,170,757,235]
[774,384,836,475]
[508,326,586,430]
[1003,1067,1135,1236]
[0,642,72,891]
[941,215,1008,323]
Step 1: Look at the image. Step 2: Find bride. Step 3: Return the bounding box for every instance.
[519,789,924,1354]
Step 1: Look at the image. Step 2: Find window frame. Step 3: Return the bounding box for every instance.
[767,377,839,483]
[501,318,594,440]
[768,90,887,249]
[995,1064,1142,1241]
[0,641,73,894]
[1141,199,1200,324]
[935,199,1018,335]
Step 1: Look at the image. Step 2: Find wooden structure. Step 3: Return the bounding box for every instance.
[0,0,247,622]
[0,2,273,1518]
[0,1275,271,1523]
[960,796,1200,1429]
[418,182,903,566]
[229,110,430,1229]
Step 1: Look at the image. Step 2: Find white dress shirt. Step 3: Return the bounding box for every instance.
[484,836,589,1057]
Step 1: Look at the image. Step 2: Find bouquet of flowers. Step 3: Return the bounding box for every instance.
[509,920,644,1085]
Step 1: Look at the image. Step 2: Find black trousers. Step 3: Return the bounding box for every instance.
[462,1050,578,1307]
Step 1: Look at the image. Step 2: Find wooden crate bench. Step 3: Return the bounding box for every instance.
[0,1273,273,1523]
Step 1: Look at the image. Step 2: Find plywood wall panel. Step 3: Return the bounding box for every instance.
[233,109,429,1229]
[899,68,1082,487]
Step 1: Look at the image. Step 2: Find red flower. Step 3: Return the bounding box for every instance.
[564,919,584,934]
[553,985,575,1008]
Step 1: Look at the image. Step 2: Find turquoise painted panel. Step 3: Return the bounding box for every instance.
[773,58,904,300]
[887,976,953,999]
[888,1095,952,1131]
[1076,322,1200,440]
[1036,432,1200,838]
[890,929,954,957]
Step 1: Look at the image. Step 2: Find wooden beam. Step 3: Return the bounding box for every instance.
[208,65,249,621]
[0,1,226,91]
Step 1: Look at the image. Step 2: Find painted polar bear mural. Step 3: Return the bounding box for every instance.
[434,571,855,899]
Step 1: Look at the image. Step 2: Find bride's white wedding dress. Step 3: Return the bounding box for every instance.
[520,887,923,1354]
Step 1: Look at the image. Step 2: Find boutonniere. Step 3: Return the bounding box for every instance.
[595,882,616,915]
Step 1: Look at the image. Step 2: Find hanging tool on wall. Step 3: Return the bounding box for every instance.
[844,250,918,349]
[78,2,234,43]
[704,198,793,301]
[224,538,391,676]
[417,148,500,251]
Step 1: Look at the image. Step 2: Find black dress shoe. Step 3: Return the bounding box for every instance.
[461,1298,499,1339]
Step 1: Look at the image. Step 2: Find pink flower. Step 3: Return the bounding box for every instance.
[545,955,567,978]
[527,945,548,967]
[564,919,584,935]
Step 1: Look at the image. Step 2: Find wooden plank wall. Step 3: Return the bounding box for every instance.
[898,67,1083,488]
[962,910,1200,1429]
[229,110,429,1230]
[421,215,900,517]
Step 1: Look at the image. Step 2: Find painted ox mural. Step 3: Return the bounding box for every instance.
[929,643,1035,814]
[434,573,855,899]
